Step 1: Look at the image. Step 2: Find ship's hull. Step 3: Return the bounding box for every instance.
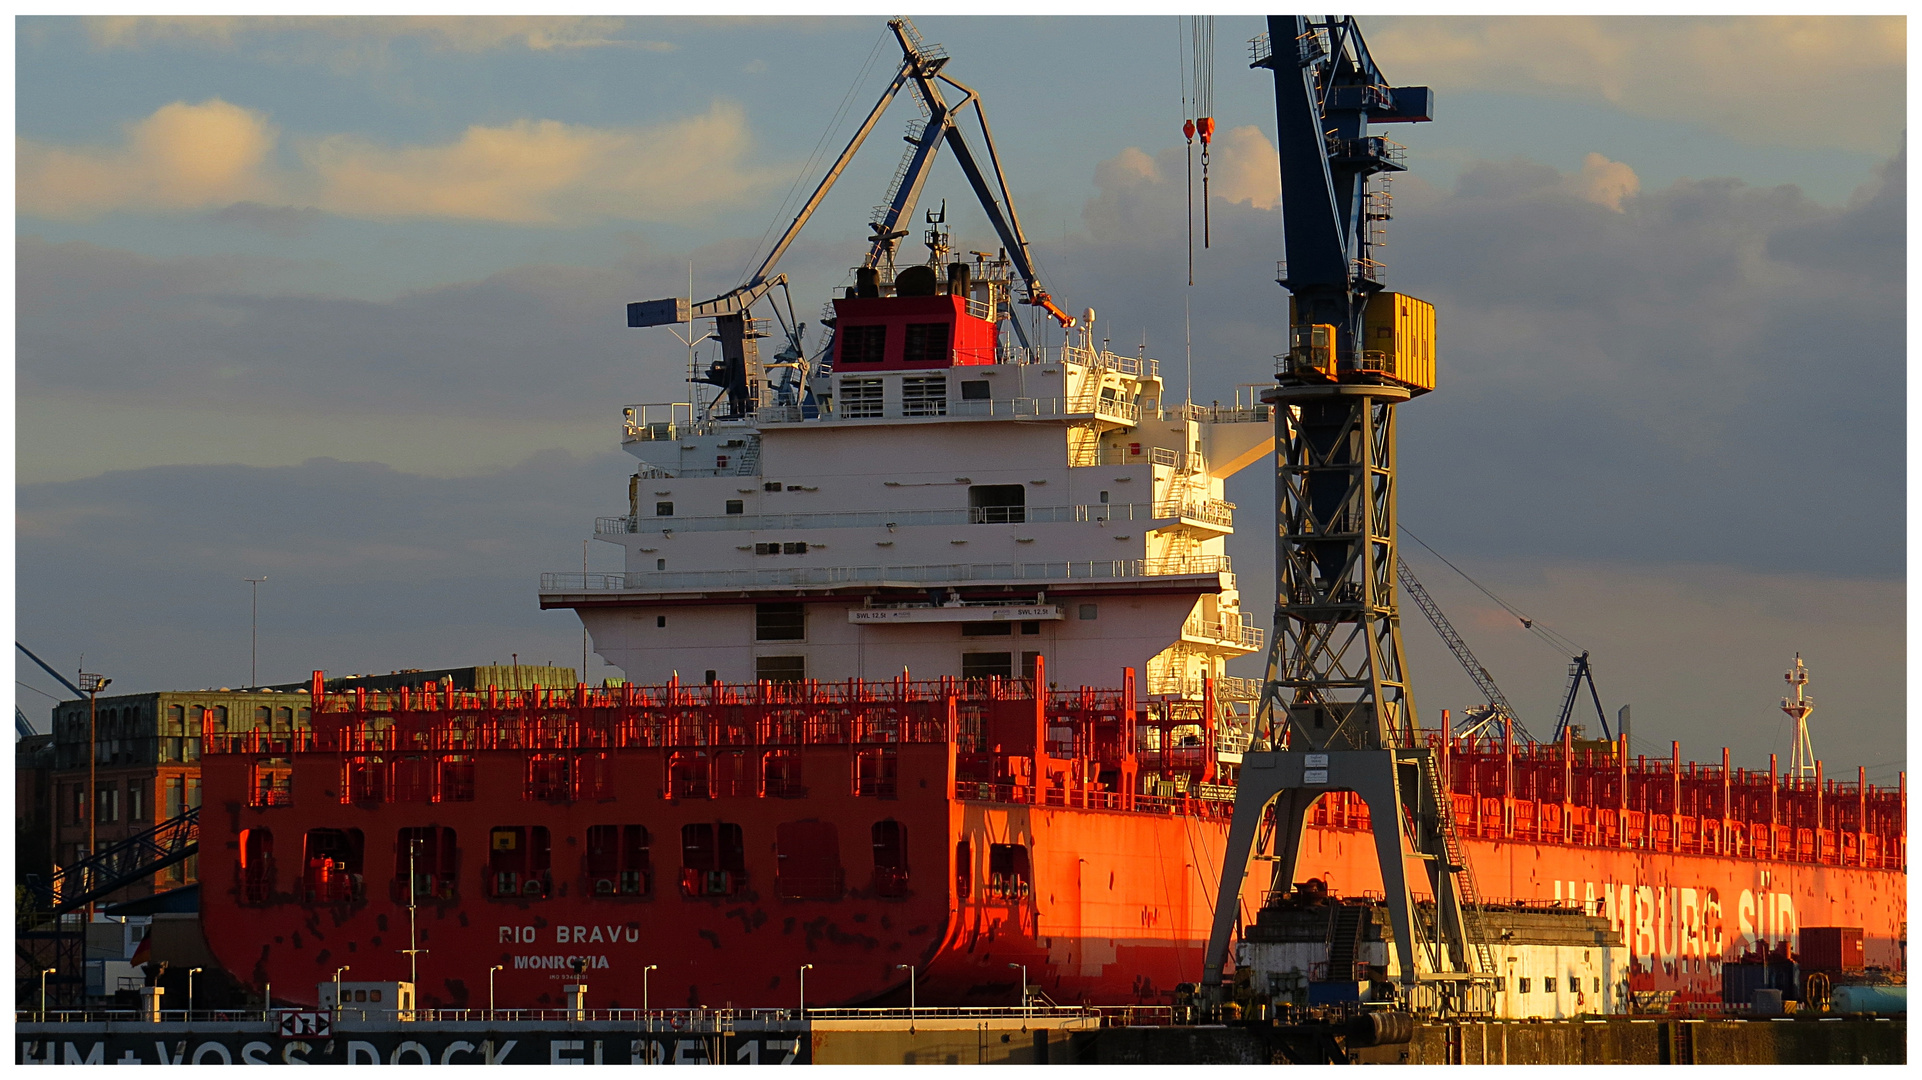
[200,748,1903,1010]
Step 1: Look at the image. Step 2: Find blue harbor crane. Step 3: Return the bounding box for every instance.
[1203,16,1497,1016]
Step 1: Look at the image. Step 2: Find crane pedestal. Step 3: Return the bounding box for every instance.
[1201,748,1490,1015]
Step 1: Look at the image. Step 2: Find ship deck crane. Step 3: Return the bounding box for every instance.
[1396,557,1534,743]
[627,18,1072,419]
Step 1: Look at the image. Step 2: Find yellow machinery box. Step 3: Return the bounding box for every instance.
[1362,292,1435,392]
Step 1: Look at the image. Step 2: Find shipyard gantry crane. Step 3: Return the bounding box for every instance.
[627,18,1072,419]
[1203,15,1495,1015]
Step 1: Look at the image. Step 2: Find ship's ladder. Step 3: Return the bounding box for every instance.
[1421,762,1496,977]
[735,435,762,476]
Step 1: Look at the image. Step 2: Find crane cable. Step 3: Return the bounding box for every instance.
[737,26,892,285]
[1398,525,1587,660]
[1192,15,1215,249]
[1177,17,1193,287]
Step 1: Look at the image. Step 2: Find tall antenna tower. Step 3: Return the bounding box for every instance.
[1782,653,1817,783]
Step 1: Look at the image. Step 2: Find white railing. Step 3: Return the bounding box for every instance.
[1074,446,1208,473]
[1148,673,1264,701]
[1181,617,1265,651]
[1160,402,1274,425]
[773,395,1139,426]
[540,556,1232,594]
[996,345,1160,380]
[1157,498,1235,527]
[594,503,1165,536]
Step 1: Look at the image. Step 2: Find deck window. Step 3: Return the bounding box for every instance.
[776,820,844,900]
[956,840,972,899]
[755,602,806,641]
[968,484,1025,523]
[962,653,1013,680]
[487,825,551,899]
[585,825,651,897]
[680,822,746,897]
[871,820,909,898]
[394,826,457,902]
[301,828,365,904]
[986,843,1032,901]
[756,655,807,683]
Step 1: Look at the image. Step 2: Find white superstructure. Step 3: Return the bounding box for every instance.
[541,292,1274,715]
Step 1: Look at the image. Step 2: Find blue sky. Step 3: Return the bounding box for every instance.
[14,16,1907,778]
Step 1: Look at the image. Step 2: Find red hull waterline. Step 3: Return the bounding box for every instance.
[198,670,1906,1010]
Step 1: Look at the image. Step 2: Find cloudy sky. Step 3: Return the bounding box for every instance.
[14,15,1906,781]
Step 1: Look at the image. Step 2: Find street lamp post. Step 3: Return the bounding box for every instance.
[40,967,56,1021]
[187,967,203,1019]
[489,965,503,1020]
[333,966,351,1018]
[643,964,658,1031]
[895,964,915,1033]
[79,672,110,905]
[1007,963,1028,1026]
[244,577,267,687]
[798,964,813,1018]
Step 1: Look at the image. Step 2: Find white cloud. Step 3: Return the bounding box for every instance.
[18,99,784,225]
[17,99,279,218]
[84,16,666,53]
[1565,152,1640,211]
[1369,16,1904,154]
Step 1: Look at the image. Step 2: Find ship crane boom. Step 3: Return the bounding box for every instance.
[626,18,1069,419]
[1395,557,1533,743]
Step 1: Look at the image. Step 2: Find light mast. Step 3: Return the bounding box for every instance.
[1782,653,1817,784]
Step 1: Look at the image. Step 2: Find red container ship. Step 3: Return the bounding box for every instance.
[193,18,1903,1015]
[195,671,1905,1010]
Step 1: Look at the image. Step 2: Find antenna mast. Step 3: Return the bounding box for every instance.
[1782,653,1817,784]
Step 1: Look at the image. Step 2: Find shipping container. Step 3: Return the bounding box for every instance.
[1800,927,1867,973]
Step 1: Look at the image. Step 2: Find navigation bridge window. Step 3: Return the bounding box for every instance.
[839,325,887,365]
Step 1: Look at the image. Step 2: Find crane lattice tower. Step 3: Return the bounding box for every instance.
[1203,15,1494,1015]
